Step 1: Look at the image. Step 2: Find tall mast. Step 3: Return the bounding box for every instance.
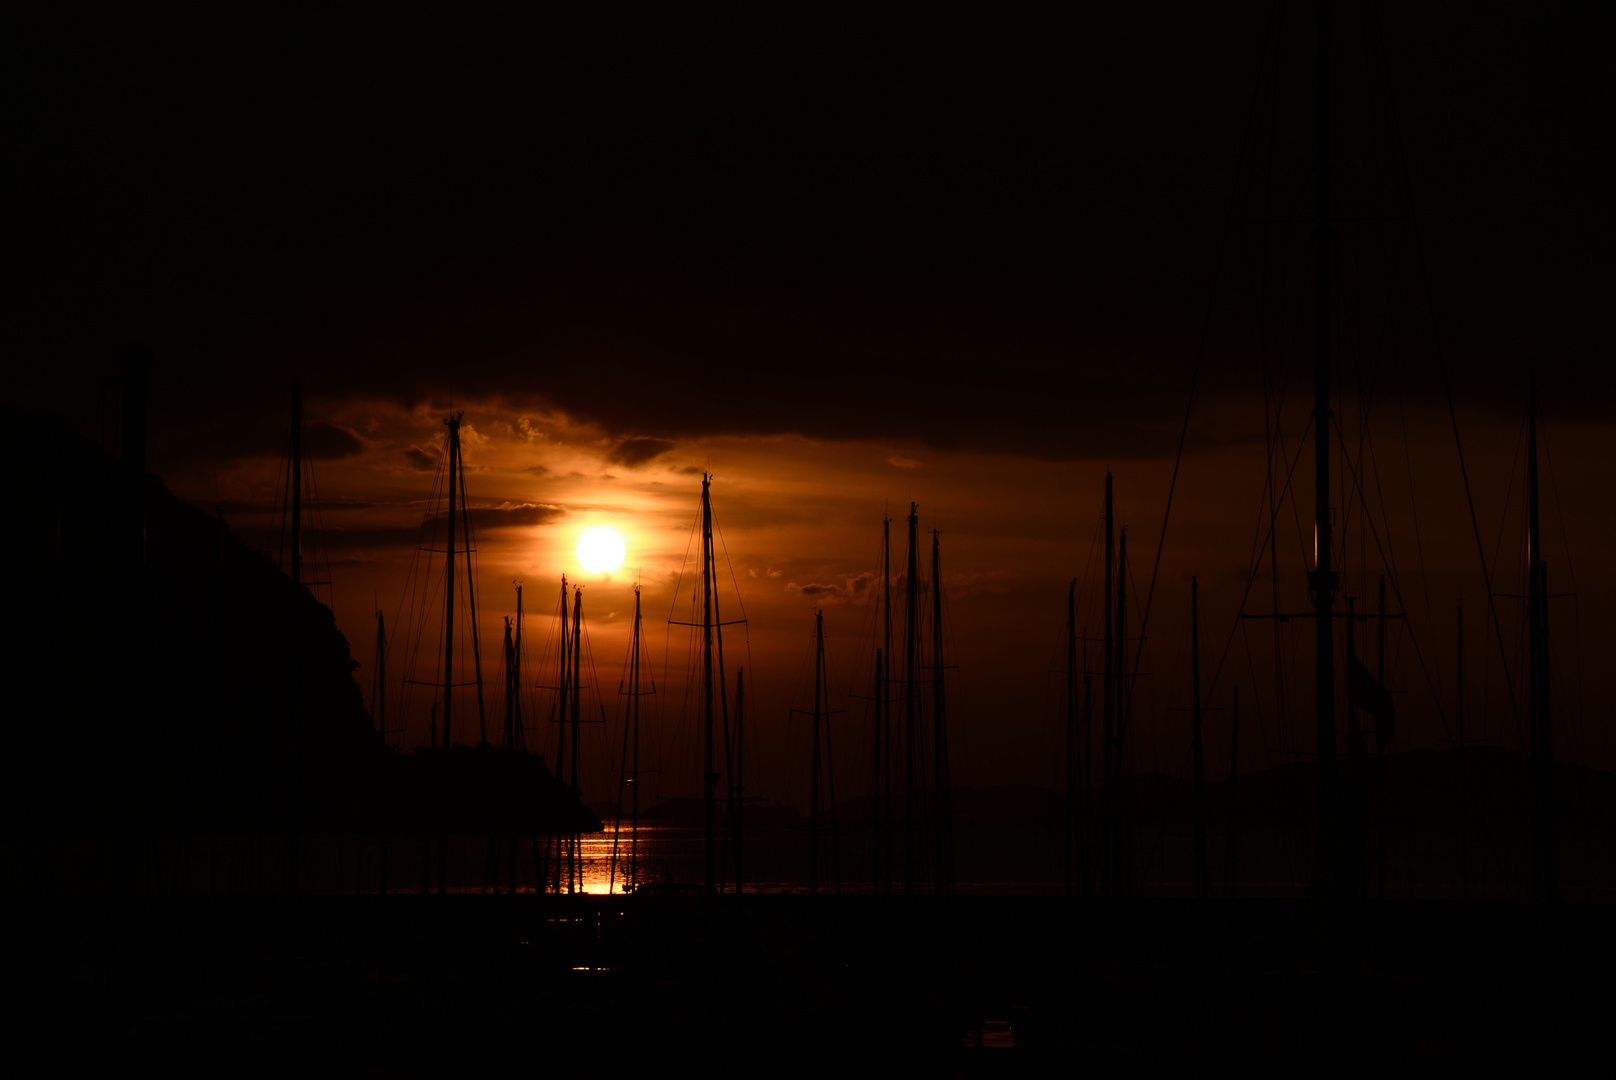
[873,512,891,894]
[1083,645,1093,897]
[514,585,523,750]
[1376,575,1387,900]
[497,615,514,894]
[902,503,920,896]
[872,647,884,894]
[1102,474,1115,897]
[1527,376,1556,906]
[931,528,952,893]
[733,666,745,894]
[610,584,651,895]
[811,609,824,895]
[508,586,525,892]
[552,575,568,894]
[701,474,717,888]
[510,587,524,892]
[1309,0,1341,906]
[375,610,387,895]
[570,585,583,894]
[881,512,893,892]
[1227,686,1239,898]
[630,588,643,887]
[502,619,515,747]
[1116,527,1130,894]
[1065,579,1077,898]
[286,378,303,897]
[291,380,303,592]
[627,594,639,892]
[1192,577,1208,900]
[1457,603,1468,902]
[437,414,461,895]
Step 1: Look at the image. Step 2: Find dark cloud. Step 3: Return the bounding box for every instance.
[281,502,563,551]
[785,572,878,604]
[302,419,366,461]
[404,445,441,472]
[608,437,675,467]
[6,4,1610,467]
[457,502,562,531]
[215,497,377,516]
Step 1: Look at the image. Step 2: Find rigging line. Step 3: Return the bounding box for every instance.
[1135,742,1195,892]
[274,417,292,575]
[396,449,449,742]
[1538,417,1587,754]
[1132,0,1282,709]
[843,525,889,698]
[1487,417,1527,593]
[1367,0,1521,735]
[1198,415,1319,731]
[1237,619,1274,762]
[1364,402,1405,598]
[1388,395,1448,702]
[1236,415,1316,631]
[1331,422,1457,745]
[658,508,702,798]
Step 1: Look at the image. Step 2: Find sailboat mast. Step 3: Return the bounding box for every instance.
[872,514,891,894]
[514,585,523,750]
[1309,0,1340,904]
[1065,579,1077,898]
[375,610,387,895]
[1527,377,1556,906]
[628,588,642,885]
[570,585,583,893]
[1102,474,1115,897]
[1377,575,1387,900]
[1457,603,1468,902]
[438,415,460,895]
[553,575,568,894]
[291,381,303,591]
[1083,648,1093,898]
[1192,577,1208,900]
[1227,686,1239,898]
[811,609,824,895]
[511,585,524,891]
[902,503,920,896]
[931,528,951,893]
[286,378,303,897]
[881,513,893,892]
[502,619,515,747]
[872,647,884,894]
[498,615,514,893]
[701,475,717,888]
[734,666,745,894]
[1116,527,1130,894]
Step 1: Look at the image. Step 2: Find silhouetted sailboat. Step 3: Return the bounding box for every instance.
[792,609,841,894]
[609,585,656,893]
[874,502,954,897]
[667,474,747,891]
[390,412,487,895]
[1524,378,1558,909]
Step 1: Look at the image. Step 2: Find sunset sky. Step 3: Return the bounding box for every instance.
[8,3,1611,807]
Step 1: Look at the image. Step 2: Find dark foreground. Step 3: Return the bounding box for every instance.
[7,892,1611,1077]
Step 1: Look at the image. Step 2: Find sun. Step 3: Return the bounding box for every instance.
[576,527,626,574]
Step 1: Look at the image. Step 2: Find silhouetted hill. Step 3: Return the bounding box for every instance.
[7,405,594,868]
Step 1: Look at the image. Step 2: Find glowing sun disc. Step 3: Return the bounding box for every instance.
[576,527,626,573]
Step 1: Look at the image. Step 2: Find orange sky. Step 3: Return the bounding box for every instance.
[162,390,1614,810]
